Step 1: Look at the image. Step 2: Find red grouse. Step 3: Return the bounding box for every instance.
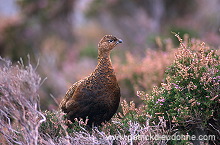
[59,35,122,126]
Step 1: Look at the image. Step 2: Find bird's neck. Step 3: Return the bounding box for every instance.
[96,51,113,69]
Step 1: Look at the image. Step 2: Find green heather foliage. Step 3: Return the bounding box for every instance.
[141,36,220,135]
[39,111,67,138]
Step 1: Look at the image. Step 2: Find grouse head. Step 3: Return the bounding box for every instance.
[98,35,123,53]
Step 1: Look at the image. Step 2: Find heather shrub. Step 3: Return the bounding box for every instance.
[39,111,67,138]
[100,100,171,145]
[140,35,220,143]
[0,57,45,144]
[100,100,147,136]
[38,102,170,144]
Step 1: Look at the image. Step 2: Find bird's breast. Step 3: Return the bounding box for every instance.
[81,72,119,98]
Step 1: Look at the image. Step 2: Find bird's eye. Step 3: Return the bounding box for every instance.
[108,39,114,43]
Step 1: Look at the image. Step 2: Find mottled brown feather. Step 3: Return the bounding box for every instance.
[59,35,122,126]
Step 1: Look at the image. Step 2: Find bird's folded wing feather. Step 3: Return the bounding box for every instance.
[59,80,82,111]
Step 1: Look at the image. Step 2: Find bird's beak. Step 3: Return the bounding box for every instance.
[116,39,123,44]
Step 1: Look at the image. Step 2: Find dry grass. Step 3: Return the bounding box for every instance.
[0,57,45,144]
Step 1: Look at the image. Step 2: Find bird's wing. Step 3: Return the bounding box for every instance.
[62,81,93,112]
[59,80,82,111]
[61,81,106,116]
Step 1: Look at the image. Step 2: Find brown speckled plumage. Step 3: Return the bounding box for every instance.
[59,35,122,126]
